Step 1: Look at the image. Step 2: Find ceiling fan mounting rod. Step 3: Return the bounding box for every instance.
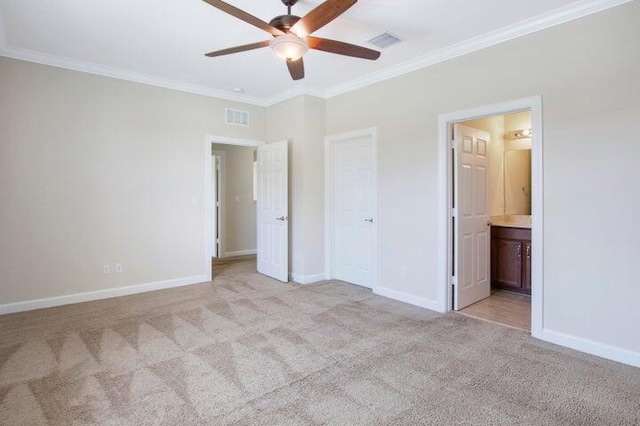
[281,0,299,15]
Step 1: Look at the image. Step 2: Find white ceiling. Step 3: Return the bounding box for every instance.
[0,0,625,105]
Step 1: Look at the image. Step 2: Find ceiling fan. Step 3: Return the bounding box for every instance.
[202,0,381,81]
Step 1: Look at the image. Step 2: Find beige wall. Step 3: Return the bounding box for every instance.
[0,57,266,304]
[211,143,256,256]
[265,96,305,277]
[265,95,326,281]
[326,2,640,354]
[300,96,326,278]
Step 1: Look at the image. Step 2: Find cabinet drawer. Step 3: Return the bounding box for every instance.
[491,226,531,241]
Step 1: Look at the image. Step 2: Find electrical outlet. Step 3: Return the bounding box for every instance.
[103,264,111,275]
[115,263,123,274]
[399,266,407,278]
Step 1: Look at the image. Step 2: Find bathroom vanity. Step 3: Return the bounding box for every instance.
[490,215,531,295]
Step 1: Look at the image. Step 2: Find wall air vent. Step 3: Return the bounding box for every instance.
[225,108,249,127]
[368,32,403,49]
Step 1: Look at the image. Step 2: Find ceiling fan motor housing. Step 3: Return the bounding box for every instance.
[269,14,301,33]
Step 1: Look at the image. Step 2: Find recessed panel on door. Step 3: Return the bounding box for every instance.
[454,124,491,309]
[257,140,289,282]
[332,135,376,289]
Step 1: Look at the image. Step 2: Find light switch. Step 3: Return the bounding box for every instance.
[191,196,199,206]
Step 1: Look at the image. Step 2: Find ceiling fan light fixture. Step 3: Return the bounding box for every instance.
[270,34,308,61]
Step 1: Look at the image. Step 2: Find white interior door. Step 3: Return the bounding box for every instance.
[257,140,289,282]
[454,124,490,309]
[332,134,376,288]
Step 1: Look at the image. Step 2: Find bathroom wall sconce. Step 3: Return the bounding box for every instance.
[507,128,533,140]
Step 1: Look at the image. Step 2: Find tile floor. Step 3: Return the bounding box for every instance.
[458,289,531,331]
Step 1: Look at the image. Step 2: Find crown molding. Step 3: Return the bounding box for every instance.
[0,0,632,106]
[324,0,633,98]
[262,85,326,106]
[0,43,272,107]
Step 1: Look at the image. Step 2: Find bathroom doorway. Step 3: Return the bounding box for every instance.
[437,97,543,337]
[457,111,532,330]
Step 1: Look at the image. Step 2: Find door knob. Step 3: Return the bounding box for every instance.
[276,216,287,221]
[364,218,374,223]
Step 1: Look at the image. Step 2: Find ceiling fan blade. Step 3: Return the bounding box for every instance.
[205,40,271,57]
[286,58,305,80]
[290,0,357,38]
[307,36,380,60]
[202,0,285,36]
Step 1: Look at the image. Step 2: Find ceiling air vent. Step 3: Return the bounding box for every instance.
[368,32,403,49]
[225,108,249,127]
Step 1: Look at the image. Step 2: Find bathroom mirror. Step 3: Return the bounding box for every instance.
[504,149,531,215]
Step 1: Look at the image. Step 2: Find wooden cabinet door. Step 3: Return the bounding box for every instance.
[522,241,532,290]
[491,238,522,290]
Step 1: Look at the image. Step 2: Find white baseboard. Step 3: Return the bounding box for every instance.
[542,329,640,368]
[374,286,444,313]
[290,273,328,285]
[224,249,257,257]
[0,275,208,315]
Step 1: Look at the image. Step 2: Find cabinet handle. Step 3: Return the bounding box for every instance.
[518,245,521,258]
[527,245,530,259]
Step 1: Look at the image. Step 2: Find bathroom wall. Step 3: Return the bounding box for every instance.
[503,111,532,215]
[504,111,533,151]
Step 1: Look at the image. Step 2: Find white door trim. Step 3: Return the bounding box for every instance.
[204,136,264,282]
[324,127,379,290]
[211,151,226,259]
[436,96,544,339]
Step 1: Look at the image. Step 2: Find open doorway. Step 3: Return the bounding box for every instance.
[437,97,543,338]
[455,111,533,331]
[210,143,258,277]
[205,136,290,284]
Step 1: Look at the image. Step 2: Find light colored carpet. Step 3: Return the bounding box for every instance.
[1,259,638,425]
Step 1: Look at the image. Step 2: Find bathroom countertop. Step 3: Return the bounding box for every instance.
[490,215,532,229]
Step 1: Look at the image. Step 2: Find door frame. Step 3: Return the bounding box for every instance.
[204,135,264,281]
[324,127,379,290]
[211,150,226,258]
[436,96,544,338]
